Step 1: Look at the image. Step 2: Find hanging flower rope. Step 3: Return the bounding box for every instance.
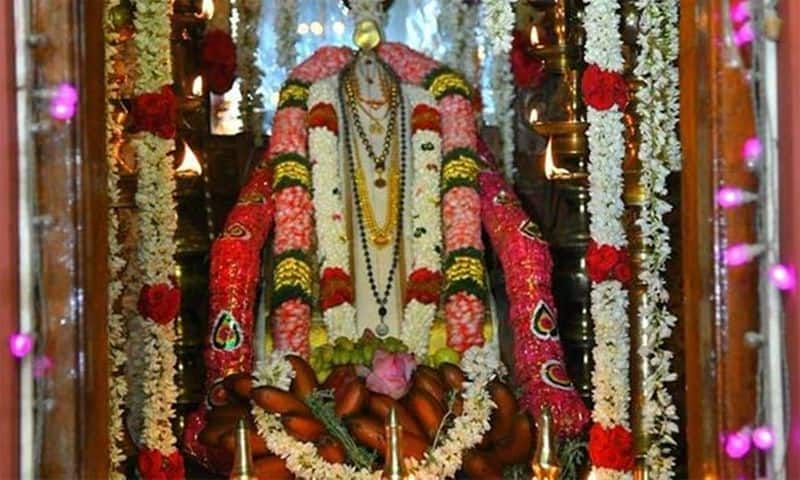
[236,0,266,145]
[483,0,517,181]
[634,0,681,477]
[131,0,183,477]
[104,0,129,476]
[582,0,635,478]
[274,0,299,70]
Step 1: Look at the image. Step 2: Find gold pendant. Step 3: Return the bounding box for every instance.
[369,121,384,134]
[371,233,390,247]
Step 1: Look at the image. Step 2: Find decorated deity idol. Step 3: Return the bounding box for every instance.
[186,0,589,475]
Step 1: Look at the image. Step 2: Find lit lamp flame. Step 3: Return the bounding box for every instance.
[191,76,203,97]
[530,25,540,46]
[199,0,214,19]
[543,138,570,180]
[177,141,203,176]
[529,108,539,124]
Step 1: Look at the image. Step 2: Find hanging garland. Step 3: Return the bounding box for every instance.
[201,1,237,95]
[483,0,517,181]
[130,0,183,477]
[274,0,299,70]
[582,0,635,478]
[634,0,681,477]
[236,0,265,145]
[104,0,129,476]
[440,0,480,86]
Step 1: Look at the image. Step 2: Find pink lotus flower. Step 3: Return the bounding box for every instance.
[365,350,416,399]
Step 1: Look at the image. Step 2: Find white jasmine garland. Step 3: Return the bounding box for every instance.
[132,0,180,457]
[583,1,632,478]
[236,0,265,145]
[483,0,517,181]
[254,350,296,390]
[634,1,681,477]
[439,0,469,69]
[104,0,128,475]
[251,346,497,479]
[274,0,298,70]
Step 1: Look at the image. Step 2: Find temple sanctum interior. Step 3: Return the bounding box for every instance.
[3,0,800,478]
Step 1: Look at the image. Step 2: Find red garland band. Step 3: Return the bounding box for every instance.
[137,448,186,480]
[200,29,237,94]
[588,423,636,471]
[586,239,633,284]
[131,85,177,139]
[581,64,629,111]
[137,282,181,325]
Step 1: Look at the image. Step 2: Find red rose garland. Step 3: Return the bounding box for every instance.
[137,282,182,325]
[131,85,177,139]
[137,448,186,480]
[582,64,629,111]
[586,240,633,284]
[200,29,237,94]
[588,423,635,471]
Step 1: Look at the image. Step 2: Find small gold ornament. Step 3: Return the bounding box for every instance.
[229,418,257,480]
[354,18,383,51]
[383,407,408,480]
[532,405,560,480]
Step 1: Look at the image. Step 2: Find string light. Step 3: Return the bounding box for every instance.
[734,22,756,46]
[49,82,78,121]
[730,1,751,23]
[724,243,764,267]
[768,264,796,291]
[752,425,776,450]
[725,429,752,459]
[742,136,763,165]
[9,333,34,359]
[716,186,757,208]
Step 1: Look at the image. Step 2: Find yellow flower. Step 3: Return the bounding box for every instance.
[309,323,328,349]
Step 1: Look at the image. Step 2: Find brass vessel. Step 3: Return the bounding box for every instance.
[532,406,561,480]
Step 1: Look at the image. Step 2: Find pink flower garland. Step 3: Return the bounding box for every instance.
[478,140,590,436]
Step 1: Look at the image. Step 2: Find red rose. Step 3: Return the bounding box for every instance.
[406,268,442,304]
[164,451,185,480]
[586,241,620,283]
[614,261,632,283]
[201,29,237,94]
[138,449,167,480]
[588,424,635,471]
[320,267,353,311]
[138,282,181,324]
[131,86,177,139]
[308,103,338,133]
[411,104,442,133]
[582,64,629,111]
[510,30,546,89]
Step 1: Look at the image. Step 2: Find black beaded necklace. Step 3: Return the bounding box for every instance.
[338,59,407,337]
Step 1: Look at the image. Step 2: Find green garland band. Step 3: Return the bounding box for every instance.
[277,78,311,110]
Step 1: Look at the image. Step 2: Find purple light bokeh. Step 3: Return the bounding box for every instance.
[717,186,746,208]
[9,333,34,359]
[48,82,78,121]
[730,1,751,23]
[725,244,756,267]
[742,137,763,160]
[752,426,776,451]
[725,431,752,459]
[734,22,756,46]
[768,264,797,291]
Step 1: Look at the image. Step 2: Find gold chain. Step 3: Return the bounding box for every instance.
[352,132,400,247]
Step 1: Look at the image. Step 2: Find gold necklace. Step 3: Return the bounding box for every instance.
[351,132,400,247]
[347,72,392,134]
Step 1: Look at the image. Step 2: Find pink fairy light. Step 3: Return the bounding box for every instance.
[716,186,756,208]
[742,137,763,160]
[734,22,756,46]
[9,333,34,358]
[49,82,78,121]
[725,430,752,459]
[730,1,751,23]
[752,426,776,451]
[724,244,762,267]
[768,264,797,291]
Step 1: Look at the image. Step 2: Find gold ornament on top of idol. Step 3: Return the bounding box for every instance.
[229,418,257,480]
[354,18,383,51]
[532,405,561,480]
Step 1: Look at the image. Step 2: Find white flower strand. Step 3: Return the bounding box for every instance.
[104,0,128,475]
[484,0,517,181]
[634,0,681,478]
[208,0,232,33]
[274,0,298,70]
[236,0,266,145]
[132,0,180,457]
[583,2,632,479]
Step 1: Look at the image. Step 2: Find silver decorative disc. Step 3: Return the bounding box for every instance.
[376,322,389,337]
